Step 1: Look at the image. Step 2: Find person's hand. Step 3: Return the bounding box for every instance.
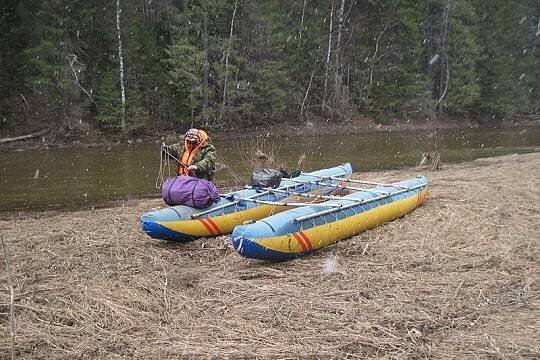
[187,165,197,173]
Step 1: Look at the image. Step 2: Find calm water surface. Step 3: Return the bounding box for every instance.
[1,126,538,211]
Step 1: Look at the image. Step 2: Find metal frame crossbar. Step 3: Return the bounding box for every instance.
[192,187,282,218]
[233,197,342,208]
[294,183,426,223]
[286,178,390,195]
[262,187,368,203]
[191,170,349,219]
[300,173,411,190]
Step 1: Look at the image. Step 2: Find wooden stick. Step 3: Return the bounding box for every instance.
[1,235,16,360]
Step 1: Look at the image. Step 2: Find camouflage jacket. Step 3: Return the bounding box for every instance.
[168,136,216,181]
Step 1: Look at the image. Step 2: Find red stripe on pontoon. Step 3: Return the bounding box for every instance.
[204,217,222,235]
[298,230,312,251]
[293,232,308,252]
[198,218,216,235]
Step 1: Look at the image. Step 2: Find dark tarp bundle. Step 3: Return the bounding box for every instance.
[250,168,283,189]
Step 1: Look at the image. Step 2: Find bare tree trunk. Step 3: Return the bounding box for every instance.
[300,68,315,117]
[116,0,127,131]
[424,0,438,118]
[333,0,346,106]
[322,1,334,110]
[219,0,239,123]
[142,0,147,20]
[436,2,451,115]
[298,0,307,45]
[344,0,356,22]
[190,81,195,122]
[202,0,209,127]
[366,22,389,102]
[531,15,539,54]
[425,0,452,118]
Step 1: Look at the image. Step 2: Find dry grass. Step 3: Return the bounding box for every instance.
[1,153,539,359]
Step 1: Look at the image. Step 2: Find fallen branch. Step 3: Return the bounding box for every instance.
[0,126,51,144]
[419,151,442,171]
[66,54,98,108]
[19,94,29,108]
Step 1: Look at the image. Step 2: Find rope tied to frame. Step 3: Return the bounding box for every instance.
[155,143,183,189]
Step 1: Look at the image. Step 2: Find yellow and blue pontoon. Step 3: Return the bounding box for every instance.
[231,175,428,261]
[141,164,352,241]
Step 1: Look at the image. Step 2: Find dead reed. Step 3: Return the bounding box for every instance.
[1,153,538,359]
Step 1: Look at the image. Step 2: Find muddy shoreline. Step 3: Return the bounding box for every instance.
[1,153,539,358]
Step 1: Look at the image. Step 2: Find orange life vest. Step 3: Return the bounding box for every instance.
[178,130,209,176]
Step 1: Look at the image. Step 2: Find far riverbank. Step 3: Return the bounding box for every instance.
[1,114,538,151]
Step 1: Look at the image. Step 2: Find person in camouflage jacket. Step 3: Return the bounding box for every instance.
[165,128,216,181]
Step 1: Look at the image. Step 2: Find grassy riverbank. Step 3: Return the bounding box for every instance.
[1,153,539,358]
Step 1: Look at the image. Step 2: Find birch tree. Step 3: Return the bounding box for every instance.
[333,0,346,107]
[201,0,209,126]
[116,0,127,131]
[435,1,451,115]
[322,1,334,110]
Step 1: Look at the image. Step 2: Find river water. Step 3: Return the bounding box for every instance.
[1,126,539,211]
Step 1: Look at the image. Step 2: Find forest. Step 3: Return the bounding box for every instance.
[1,0,539,134]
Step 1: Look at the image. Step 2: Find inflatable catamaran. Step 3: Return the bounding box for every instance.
[231,175,428,261]
[141,163,352,241]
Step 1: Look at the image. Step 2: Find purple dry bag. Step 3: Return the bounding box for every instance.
[161,175,220,209]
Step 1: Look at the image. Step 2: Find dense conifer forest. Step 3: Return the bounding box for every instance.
[1,0,539,134]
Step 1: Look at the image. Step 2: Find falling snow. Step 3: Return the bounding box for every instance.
[321,254,337,275]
